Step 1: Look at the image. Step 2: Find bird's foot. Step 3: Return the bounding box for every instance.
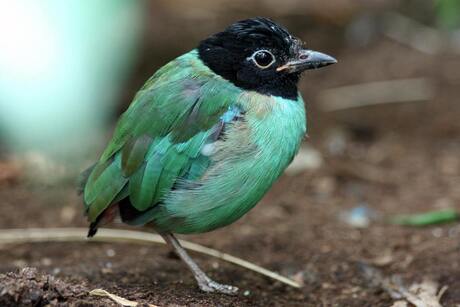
[160,233,238,295]
[197,277,238,295]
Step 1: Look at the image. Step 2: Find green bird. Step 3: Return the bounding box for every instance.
[81,17,336,294]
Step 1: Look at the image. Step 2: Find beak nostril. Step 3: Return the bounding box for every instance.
[299,54,309,60]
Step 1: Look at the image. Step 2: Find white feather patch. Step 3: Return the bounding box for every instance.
[201,143,216,156]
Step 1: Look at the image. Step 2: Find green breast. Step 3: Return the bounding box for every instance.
[151,92,306,234]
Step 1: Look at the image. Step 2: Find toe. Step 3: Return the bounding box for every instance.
[198,280,238,295]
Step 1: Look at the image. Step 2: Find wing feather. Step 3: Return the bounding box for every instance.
[82,50,240,222]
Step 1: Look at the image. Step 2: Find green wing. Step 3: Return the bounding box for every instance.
[83,50,240,222]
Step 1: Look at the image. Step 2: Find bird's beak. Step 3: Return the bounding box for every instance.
[277,49,337,73]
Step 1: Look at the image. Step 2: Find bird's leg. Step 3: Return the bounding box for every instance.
[161,233,238,295]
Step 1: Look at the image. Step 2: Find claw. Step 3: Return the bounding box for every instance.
[198,278,239,295]
[161,233,239,295]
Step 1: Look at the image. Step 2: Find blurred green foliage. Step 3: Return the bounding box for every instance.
[391,209,460,227]
[437,0,460,29]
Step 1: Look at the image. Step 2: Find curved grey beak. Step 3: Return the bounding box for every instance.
[277,49,337,73]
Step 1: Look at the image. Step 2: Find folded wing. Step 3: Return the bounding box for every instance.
[82,51,241,223]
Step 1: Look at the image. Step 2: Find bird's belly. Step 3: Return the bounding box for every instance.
[154,134,303,233]
[154,152,285,234]
[152,94,306,234]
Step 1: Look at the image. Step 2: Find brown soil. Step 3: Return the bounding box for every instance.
[2,112,460,306]
[1,15,460,307]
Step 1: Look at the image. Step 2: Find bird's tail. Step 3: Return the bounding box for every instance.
[87,221,99,237]
[86,203,120,237]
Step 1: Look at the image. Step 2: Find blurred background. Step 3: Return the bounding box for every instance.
[0,0,459,306]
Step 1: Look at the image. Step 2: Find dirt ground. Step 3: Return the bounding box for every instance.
[1,17,460,307]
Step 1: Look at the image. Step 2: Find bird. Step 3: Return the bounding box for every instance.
[80,17,336,294]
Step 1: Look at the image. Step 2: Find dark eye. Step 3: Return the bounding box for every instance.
[250,50,275,69]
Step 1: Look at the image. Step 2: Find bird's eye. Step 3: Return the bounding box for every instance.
[249,50,275,69]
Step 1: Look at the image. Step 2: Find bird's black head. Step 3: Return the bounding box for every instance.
[198,17,336,100]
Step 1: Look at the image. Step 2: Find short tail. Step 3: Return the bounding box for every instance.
[81,164,99,238]
[87,222,98,237]
[86,203,120,237]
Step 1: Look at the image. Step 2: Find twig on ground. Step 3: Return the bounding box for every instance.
[382,12,447,55]
[89,289,158,307]
[0,227,301,289]
[317,78,435,112]
[328,159,400,186]
[382,12,460,55]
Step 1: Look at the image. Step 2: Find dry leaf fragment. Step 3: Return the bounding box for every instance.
[89,289,158,307]
[359,263,447,307]
[391,301,408,307]
[371,250,394,266]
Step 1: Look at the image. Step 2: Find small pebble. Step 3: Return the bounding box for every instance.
[106,249,116,257]
[101,267,113,274]
[340,205,375,228]
[41,257,52,266]
[432,227,443,238]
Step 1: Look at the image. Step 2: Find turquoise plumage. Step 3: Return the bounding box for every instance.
[81,17,336,293]
[83,50,306,233]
